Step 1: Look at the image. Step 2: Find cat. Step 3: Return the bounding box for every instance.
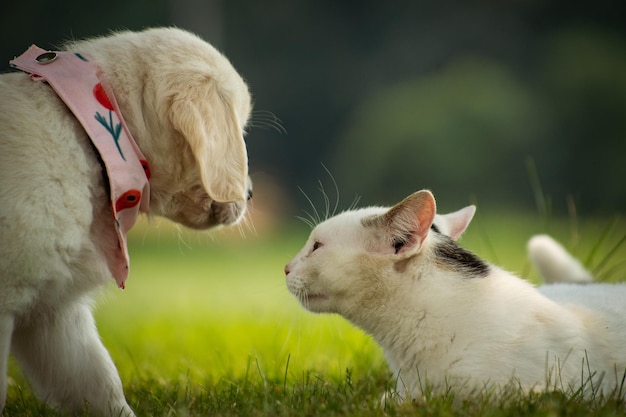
[285,190,626,401]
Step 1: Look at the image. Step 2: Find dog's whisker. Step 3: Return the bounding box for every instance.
[174,223,193,253]
[250,120,287,135]
[249,110,286,134]
[237,209,257,238]
[237,225,248,239]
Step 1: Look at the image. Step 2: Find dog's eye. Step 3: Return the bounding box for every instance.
[312,241,322,252]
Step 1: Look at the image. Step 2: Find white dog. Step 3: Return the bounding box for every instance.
[0,27,252,416]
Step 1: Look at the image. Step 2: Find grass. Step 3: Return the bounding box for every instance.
[5,209,626,416]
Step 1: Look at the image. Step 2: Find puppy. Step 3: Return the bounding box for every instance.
[0,27,252,416]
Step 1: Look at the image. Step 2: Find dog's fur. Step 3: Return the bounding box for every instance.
[0,27,252,416]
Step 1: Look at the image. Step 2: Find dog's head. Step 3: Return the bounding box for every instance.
[76,28,253,229]
[157,40,253,229]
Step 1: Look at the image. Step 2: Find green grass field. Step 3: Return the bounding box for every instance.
[5,210,626,416]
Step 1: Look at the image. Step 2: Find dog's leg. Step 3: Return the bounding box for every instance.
[11,300,134,417]
[0,314,15,413]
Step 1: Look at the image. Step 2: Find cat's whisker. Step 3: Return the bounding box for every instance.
[302,287,310,311]
[302,209,319,227]
[295,286,307,310]
[320,163,340,218]
[297,165,344,227]
[296,215,316,230]
[348,194,362,211]
[299,186,322,225]
[317,180,331,221]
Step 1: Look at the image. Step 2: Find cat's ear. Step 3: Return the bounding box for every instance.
[386,190,436,255]
[434,205,476,241]
[365,190,436,256]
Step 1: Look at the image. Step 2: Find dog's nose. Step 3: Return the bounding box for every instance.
[284,264,290,275]
[246,177,253,201]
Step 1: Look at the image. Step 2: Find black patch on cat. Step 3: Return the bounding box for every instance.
[430,224,440,234]
[433,236,490,278]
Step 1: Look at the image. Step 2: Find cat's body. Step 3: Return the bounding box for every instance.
[285,190,626,400]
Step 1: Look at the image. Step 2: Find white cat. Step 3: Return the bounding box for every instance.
[285,190,626,401]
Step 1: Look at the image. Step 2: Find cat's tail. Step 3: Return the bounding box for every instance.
[527,234,594,284]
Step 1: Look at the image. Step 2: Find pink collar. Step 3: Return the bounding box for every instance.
[10,45,151,289]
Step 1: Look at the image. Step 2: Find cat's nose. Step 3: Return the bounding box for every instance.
[284,264,290,275]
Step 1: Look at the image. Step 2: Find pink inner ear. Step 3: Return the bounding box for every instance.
[414,193,436,244]
[447,205,476,241]
[386,190,436,254]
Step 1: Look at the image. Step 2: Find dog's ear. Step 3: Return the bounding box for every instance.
[169,78,248,203]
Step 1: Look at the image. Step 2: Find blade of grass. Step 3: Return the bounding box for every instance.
[526,157,550,223]
[584,217,619,269]
[592,232,626,280]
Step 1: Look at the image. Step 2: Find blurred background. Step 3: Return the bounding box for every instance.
[3,0,626,220]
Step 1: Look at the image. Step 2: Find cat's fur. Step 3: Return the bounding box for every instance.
[528,234,594,284]
[285,190,626,401]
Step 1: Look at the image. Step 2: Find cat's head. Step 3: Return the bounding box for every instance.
[285,190,476,318]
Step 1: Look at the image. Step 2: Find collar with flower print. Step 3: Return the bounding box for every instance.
[10,45,151,289]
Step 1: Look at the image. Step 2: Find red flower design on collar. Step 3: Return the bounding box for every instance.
[93,82,114,111]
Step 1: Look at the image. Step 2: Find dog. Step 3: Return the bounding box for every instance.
[0,27,252,416]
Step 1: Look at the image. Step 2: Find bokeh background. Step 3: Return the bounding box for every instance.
[3,0,626,217]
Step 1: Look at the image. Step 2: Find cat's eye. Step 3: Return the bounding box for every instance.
[312,241,322,252]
